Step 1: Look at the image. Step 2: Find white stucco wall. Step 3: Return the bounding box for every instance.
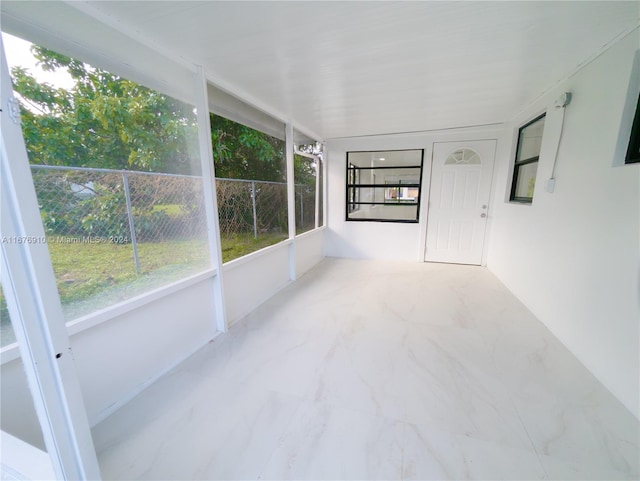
[1,275,218,448]
[325,127,503,262]
[487,31,640,419]
[223,241,292,326]
[295,228,326,279]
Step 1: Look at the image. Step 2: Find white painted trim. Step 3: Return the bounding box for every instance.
[66,270,216,336]
[1,430,55,481]
[1,270,217,365]
[295,226,327,240]
[0,35,101,479]
[194,65,228,333]
[418,144,434,262]
[326,122,505,142]
[322,142,328,228]
[222,238,293,270]
[286,123,297,281]
[315,158,321,229]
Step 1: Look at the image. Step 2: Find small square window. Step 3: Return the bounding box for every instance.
[510,114,546,203]
[346,150,424,222]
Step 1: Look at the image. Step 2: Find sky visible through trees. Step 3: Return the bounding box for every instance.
[5,33,317,186]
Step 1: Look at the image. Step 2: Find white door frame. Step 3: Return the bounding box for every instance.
[422,139,497,266]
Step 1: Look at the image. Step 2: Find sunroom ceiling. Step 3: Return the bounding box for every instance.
[2,1,639,140]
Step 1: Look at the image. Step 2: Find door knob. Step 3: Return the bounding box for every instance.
[480,213,487,218]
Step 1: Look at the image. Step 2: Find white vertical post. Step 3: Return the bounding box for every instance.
[322,143,328,228]
[299,186,304,227]
[0,37,101,480]
[193,66,227,333]
[315,157,321,229]
[285,123,296,280]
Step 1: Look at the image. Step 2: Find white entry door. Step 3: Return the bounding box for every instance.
[424,140,496,265]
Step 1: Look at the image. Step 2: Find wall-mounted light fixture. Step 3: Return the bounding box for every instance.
[546,91,572,193]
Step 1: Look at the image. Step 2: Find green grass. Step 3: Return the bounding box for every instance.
[220,232,287,263]
[48,238,210,305]
[0,232,289,346]
[152,204,183,216]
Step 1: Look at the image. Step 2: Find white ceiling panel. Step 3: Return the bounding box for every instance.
[3,1,639,140]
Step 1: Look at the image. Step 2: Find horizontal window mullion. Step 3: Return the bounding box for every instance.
[347,184,421,188]
[515,156,540,166]
[347,165,422,170]
[350,202,418,206]
[347,218,419,224]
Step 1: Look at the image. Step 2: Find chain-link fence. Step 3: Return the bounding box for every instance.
[32,165,209,274]
[2,166,318,346]
[295,184,316,234]
[215,178,289,238]
[31,165,314,270]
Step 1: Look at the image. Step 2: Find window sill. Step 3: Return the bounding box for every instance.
[0,268,217,365]
[222,238,292,270]
[295,225,326,239]
[508,199,533,205]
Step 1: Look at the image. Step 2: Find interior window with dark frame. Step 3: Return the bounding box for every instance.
[347,162,360,213]
[625,93,640,164]
[510,114,546,203]
[346,150,424,223]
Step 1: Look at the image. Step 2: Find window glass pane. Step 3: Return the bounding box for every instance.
[210,113,288,261]
[347,150,423,222]
[294,154,317,235]
[517,116,545,161]
[444,148,481,165]
[294,132,322,233]
[0,285,14,347]
[349,204,419,222]
[3,32,209,322]
[514,162,538,200]
[318,147,324,227]
[348,186,420,204]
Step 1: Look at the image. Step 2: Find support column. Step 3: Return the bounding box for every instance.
[193,66,228,333]
[0,36,101,480]
[285,123,296,280]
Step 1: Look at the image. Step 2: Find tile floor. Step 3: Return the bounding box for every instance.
[92,259,639,480]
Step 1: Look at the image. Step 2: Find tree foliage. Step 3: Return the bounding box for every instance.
[210,113,286,182]
[12,46,199,174]
[11,44,316,184]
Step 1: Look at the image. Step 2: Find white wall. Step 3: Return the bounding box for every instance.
[295,228,326,279]
[223,241,292,326]
[0,275,218,448]
[222,230,328,325]
[488,31,640,419]
[325,127,503,261]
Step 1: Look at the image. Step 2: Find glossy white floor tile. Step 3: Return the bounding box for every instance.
[92,259,639,480]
